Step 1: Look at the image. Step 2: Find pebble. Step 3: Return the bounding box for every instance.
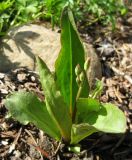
[30,76,36,82]
[102,57,106,61]
[0,89,8,94]
[0,73,5,79]
[14,150,21,158]
[17,73,27,82]
[1,140,8,146]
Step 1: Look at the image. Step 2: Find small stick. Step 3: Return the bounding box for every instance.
[114,87,122,103]
[21,138,49,159]
[25,129,37,145]
[54,141,62,156]
[13,127,22,144]
[33,145,49,159]
[25,129,43,159]
[8,127,22,153]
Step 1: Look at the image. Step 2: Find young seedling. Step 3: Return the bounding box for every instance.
[5,7,126,148]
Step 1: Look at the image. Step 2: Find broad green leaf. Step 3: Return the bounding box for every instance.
[71,124,97,144]
[87,103,127,133]
[77,98,101,112]
[78,103,126,133]
[72,103,126,144]
[4,91,61,140]
[55,8,89,117]
[36,56,72,142]
[76,97,101,123]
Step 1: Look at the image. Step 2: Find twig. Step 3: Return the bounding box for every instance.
[25,129,37,145]
[54,141,62,156]
[21,138,49,159]
[14,127,22,144]
[8,127,22,153]
[110,65,132,85]
[33,145,49,159]
[25,129,43,160]
[114,87,123,103]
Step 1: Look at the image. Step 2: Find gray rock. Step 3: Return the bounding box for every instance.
[0,24,101,87]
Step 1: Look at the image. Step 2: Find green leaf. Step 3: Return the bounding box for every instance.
[76,97,101,122]
[71,103,126,144]
[71,124,97,144]
[78,103,126,133]
[26,5,37,13]
[0,0,14,12]
[55,8,89,117]
[90,79,103,98]
[68,144,81,153]
[120,8,127,15]
[4,91,61,141]
[36,56,72,143]
[86,103,127,133]
[77,98,101,112]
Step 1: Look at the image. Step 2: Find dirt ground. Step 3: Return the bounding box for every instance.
[0,7,132,160]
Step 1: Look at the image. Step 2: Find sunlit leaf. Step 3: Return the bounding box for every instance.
[55,8,89,117]
[5,91,61,140]
[71,103,126,144]
[36,56,72,142]
[86,103,127,133]
[77,97,101,112]
[71,124,97,144]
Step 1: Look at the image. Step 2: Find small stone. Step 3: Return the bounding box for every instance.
[30,76,36,82]
[17,73,27,82]
[0,73,5,79]
[12,85,16,91]
[1,140,8,145]
[0,89,8,94]
[102,57,106,61]
[14,150,21,158]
